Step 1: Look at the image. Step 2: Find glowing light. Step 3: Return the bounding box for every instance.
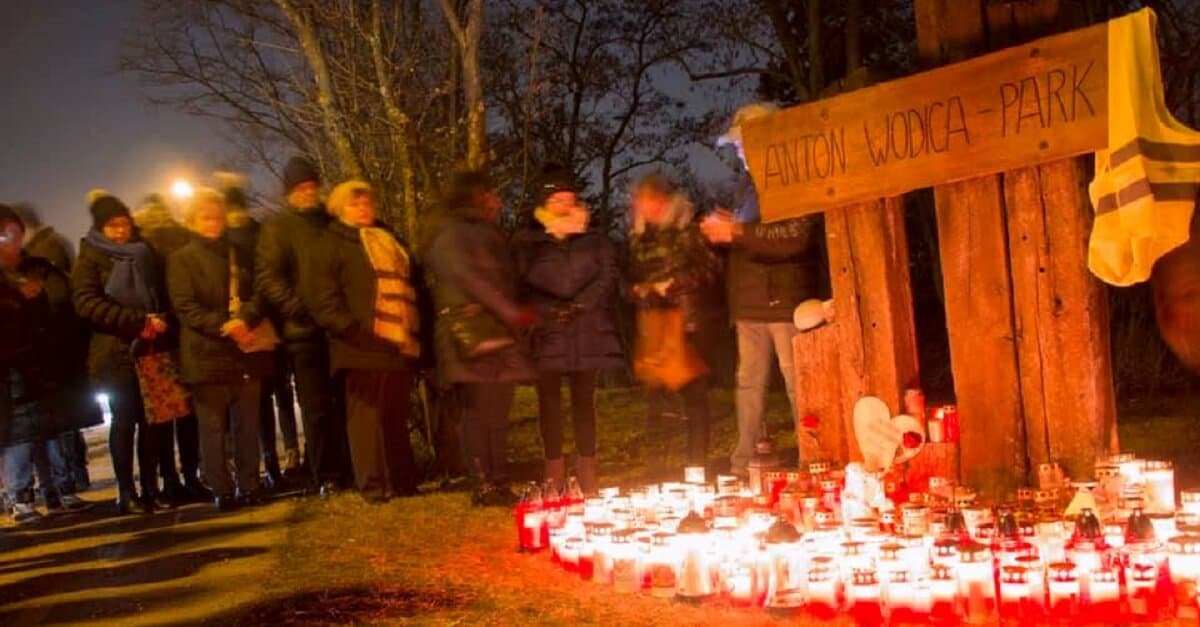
[170,179,195,200]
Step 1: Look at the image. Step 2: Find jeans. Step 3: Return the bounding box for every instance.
[459,382,515,483]
[730,321,798,473]
[535,370,598,459]
[2,439,71,504]
[287,341,348,484]
[345,370,418,497]
[105,374,158,498]
[193,379,263,497]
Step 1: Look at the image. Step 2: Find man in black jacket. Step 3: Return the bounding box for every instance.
[702,103,825,477]
[255,157,348,495]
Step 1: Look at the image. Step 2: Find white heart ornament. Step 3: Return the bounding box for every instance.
[852,396,926,472]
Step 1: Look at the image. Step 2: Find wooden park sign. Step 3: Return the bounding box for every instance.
[742,19,1108,221]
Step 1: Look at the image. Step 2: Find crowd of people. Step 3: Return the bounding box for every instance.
[0,104,826,521]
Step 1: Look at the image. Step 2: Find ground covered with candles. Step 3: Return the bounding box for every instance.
[1,389,1199,625]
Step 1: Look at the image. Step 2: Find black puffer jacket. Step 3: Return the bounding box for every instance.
[627,224,722,334]
[308,220,420,373]
[255,207,330,342]
[167,236,274,384]
[513,227,624,373]
[71,239,156,383]
[725,187,823,322]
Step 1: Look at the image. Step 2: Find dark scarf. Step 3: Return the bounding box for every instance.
[84,229,161,312]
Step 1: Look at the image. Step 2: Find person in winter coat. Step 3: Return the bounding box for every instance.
[703,103,825,476]
[627,173,721,467]
[421,170,536,506]
[132,195,205,504]
[308,181,421,502]
[71,190,169,515]
[168,188,274,511]
[12,202,92,490]
[0,205,95,522]
[257,156,350,496]
[513,166,623,493]
[220,174,300,486]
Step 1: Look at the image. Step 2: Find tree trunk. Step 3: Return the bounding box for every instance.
[368,0,418,240]
[274,0,362,179]
[845,0,861,73]
[806,0,823,98]
[438,0,487,170]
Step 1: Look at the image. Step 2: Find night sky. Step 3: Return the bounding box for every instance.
[0,2,228,243]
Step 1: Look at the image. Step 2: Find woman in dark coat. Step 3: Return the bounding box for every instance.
[308,181,421,502]
[513,167,623,493]
[627,173,721,467]
[167,188,273,510]
[422,170,536,506]
[71,190,170,515]
[0,206,95,522]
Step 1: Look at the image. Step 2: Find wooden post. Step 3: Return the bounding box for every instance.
[824,198,921,461]
[1005,160,1119,478]
[793,326,848,464]
[915,0,1027,497]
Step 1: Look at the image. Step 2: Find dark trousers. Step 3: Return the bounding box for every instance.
[259,365,300,459]
[286,340,348,485]
[193,379,262,497]
[680,380,711,466]
[152,415,199,487]
[535,370,598,459]
[105,374,157,498]
[345,369,418,497]
[458,382,515,483]
[58,429,89,488]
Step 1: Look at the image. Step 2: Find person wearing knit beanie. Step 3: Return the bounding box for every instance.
[88,189,133,232]
[534,163,578,206]
[282,156,320,195]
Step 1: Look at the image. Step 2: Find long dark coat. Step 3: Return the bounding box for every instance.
[167,236,274,385]
[307,220,420,374]
[71,238,156,384]
[255,208,329,343]
[513,227,624,373]
[421,210,534,385]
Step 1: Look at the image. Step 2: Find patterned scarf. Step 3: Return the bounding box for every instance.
[359,227,419,358]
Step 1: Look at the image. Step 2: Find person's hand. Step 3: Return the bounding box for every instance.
[17,279,44,300]
[652,279,674,297]
[700,209,739,244]
[140,316,160,339]
[632,283,652,299]
[512,306,538,329]
[222,318,249,337]
[149,314,169,334]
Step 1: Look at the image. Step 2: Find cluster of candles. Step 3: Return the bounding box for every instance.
[515,454,1200,624]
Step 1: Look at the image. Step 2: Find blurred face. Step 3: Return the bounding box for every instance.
[287,180,321,211]
[475,188,502,223]
[545,191,579,217]
[632,189,670,226]
[339,191,376,227]
[102,216,133,245]
[0,221,22,269]
[190,200,227,240]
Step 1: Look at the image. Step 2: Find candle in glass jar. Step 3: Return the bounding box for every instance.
[1047,562,1079,621]
[610,529,640,593]
[929,564,959,622]
[1168,535,1200,619]
[848,568,883,626]
[1143,460,1176,515]
[560,535,582,572]
[647,531,678,598]
[806,558,841,619]
[884,569,922,623]
[684,465,706,485]
[957,542,996,623]
[1083,568,1120,621]
[1125,562,1160,621]
[1182,489,1200,516]
[999,566,1031,622]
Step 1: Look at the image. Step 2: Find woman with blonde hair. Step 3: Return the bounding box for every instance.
[627,173,721,467]
[167,187,274,510]
[308,180,421,502]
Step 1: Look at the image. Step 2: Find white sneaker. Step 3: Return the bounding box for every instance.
[11,502,41,524]
[59,494,95,512]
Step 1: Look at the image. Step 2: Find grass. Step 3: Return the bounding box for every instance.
[1,386,1198,625]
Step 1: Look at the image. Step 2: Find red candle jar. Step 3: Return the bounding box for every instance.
[1083,567,1121,623]
[849,568,884,626]
[806,556,841,620]
[999,565,1037,622]
[1125,562,1162,622]
[1047,561,1080,621]
[929,564,960,622]
[957,542,996,624]
[935,405,960,443]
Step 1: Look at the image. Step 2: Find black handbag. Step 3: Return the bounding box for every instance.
[443,303,515,359]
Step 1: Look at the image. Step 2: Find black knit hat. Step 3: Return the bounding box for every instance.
[88,190,132,230]
[282,156,320,193]
[535,163,578,205]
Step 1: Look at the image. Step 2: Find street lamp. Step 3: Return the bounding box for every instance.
[170,179,194,200]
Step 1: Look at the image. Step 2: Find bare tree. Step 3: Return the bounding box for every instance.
[438,0,487,169]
